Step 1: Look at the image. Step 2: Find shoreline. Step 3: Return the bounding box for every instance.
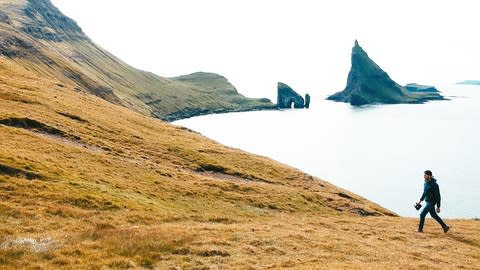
[162,105,278,122]
[170,93,480,219]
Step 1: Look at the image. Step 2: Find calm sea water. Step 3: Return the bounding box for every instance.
[175,84,480,218]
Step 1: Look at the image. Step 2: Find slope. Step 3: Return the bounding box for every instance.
[1,51,479,270]
[0,0,274,121]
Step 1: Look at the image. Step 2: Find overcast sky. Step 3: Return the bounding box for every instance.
[52,0,480,100]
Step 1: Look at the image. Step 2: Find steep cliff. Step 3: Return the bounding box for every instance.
[0,0,274,120]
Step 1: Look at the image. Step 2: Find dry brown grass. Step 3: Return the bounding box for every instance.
[1,216,478,269]
[0,59,478,269]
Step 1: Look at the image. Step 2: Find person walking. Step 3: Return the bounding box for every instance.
[416,170,449,233]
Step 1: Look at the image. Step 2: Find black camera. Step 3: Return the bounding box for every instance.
[414,203,422,210]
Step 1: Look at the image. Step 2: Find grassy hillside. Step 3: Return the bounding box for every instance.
[0,1,479,269]
[0,0,274,121]
[1,54,479,269]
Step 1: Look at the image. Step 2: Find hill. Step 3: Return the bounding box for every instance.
[0,0,274,121]
[1,45,479,270]
[0,54,392,267]
[0,2,479,269]
[328,41,445,105]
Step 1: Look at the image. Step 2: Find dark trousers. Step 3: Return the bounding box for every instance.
[418,202,447,231]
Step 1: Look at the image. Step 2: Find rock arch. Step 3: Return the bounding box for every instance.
[277,82,305,109]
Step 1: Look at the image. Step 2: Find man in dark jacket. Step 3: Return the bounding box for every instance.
[416,170,450,233]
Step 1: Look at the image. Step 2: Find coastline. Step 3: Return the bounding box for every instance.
[162,104,278,122]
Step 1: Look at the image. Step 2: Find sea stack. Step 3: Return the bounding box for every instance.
[277,82,305,108]
[305,94,311,108]
[327,40,444,105]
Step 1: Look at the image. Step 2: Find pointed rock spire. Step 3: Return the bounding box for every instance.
[327,40,444,105]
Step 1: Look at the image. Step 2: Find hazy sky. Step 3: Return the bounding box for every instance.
[52,0,480,100]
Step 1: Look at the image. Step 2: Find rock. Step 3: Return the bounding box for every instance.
[0,36,37,58]
[21,0,88,42]
[277,82,305,108]
[0,11,10,24]
[327,40,445,105]
[405,83,439,93]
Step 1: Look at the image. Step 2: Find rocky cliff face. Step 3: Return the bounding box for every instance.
[22,0,87,42]
[328,40,444,105]
[277,82,305,108]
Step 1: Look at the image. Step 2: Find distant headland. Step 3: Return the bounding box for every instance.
[457,80,480,85]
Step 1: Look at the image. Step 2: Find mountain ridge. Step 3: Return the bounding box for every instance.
[0,0,274,121]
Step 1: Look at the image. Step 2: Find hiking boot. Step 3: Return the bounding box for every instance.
[443,226,450,233]
[417,230,423,233]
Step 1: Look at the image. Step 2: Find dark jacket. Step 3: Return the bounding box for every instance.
[420,178,441,208]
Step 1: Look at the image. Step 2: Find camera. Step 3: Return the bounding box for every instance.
[414,203,422,210]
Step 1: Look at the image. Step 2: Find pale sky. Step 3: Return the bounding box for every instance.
[52,0,480,100]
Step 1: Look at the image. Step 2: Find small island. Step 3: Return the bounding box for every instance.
[457,80,480,85]
[327,40,445,106]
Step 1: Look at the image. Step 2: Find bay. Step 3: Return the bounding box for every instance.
[175,84,480,218]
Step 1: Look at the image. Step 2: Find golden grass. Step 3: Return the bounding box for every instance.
[1,216,479,269]
[0,59,478,269]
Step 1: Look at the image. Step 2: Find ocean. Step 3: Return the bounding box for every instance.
[175,84,480,218]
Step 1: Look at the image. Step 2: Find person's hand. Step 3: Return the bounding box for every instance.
[416,201,421,205]
[436,207,441,213]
